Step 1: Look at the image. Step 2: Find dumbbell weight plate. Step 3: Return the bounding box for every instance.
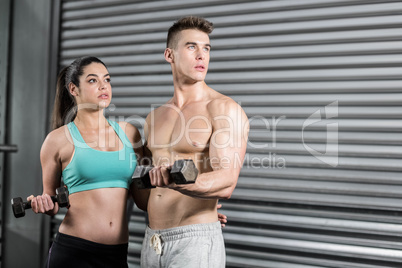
[171,159,198,184]
[132,166,154,189]
[56,187,69,207]
[11,197,25,218]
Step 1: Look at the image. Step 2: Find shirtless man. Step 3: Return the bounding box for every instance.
[140,16,249,267]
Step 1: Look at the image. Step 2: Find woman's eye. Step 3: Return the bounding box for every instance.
[105,78,111,83]
[89,79,96,83]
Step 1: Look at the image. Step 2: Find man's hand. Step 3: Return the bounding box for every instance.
[149,164,175,187]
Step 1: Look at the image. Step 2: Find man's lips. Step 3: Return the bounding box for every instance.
[195,65,205,71]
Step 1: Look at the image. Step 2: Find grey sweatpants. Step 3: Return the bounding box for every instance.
[140,221,225,268]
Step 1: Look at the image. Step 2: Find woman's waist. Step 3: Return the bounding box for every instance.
[59,214,129,245]
[59,189,129,244]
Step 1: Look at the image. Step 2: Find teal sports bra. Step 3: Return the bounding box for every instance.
[62,120,136,194]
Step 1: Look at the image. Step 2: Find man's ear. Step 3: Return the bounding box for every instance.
[68,82,79,96]
[164,48,174,63]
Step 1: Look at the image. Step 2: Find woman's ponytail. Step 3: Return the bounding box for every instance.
[51,66,76,130]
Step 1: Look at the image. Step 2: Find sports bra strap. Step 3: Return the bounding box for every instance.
[67,120,132,149]
[107,120,133,149]
[67,122,88,148]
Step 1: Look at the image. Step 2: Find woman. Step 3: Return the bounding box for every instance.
[28,56,148,267]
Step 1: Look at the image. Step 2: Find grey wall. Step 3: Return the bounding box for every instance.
[0,0,12,263]
[2,1,55,267]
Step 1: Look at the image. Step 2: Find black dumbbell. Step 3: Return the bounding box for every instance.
[132,159,199,189]
[11,187,69,218]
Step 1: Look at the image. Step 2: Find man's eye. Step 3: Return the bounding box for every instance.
[203,47,210,52]
[189,46,195,49]
[89,79,96,83]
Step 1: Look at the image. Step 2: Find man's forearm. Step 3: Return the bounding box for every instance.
[170,168,238,200]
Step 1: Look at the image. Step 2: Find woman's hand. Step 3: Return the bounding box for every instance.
[27,194,55,214]
[217,203,227,228]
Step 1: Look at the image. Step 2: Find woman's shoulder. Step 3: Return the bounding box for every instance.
[116,121,139,132]
[116,121,141,142]
[43,125,72,149]
[40,125,74,159]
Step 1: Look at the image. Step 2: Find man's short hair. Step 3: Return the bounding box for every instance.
[166,16,214,49]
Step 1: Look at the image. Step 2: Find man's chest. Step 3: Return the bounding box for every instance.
[147,107,212,154]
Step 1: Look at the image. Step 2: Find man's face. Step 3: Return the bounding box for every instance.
[170,29,211,84]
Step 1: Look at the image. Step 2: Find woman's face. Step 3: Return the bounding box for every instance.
[71,62,112,110]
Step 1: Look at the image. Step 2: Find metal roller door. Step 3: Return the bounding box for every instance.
[57,0,402,267]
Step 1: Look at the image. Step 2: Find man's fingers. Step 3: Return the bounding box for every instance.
[155,167,163,186]
[161,166,171,185]
[149,167,157,186]
[150,167,163,187]
[150,166,173,187]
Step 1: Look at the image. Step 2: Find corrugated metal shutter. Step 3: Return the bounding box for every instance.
[57,0,402,267]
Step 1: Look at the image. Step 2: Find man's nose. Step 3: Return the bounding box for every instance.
[196,51,205,60]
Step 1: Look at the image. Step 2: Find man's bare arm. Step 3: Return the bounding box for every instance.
[165,100,249,199]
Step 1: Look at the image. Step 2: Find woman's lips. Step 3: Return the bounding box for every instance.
[98,94,109,99]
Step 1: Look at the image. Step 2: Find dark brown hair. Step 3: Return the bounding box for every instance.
[51,56,107,130]
[166,16,214,49]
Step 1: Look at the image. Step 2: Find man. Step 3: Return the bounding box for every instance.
[141,16,249,267]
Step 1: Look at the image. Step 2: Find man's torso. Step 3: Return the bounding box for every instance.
[146,97,221,229]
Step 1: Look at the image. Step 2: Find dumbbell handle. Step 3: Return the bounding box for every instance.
[12,187,69,218]
[23,196,59,209]
[132,159,198,189]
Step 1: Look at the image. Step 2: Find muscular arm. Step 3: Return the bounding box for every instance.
[156,100,249,199]
[178,101,248,199]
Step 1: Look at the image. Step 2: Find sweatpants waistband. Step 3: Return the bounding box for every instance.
[145,221,222,242]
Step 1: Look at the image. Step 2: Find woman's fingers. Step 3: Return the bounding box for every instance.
[26,194,55,214]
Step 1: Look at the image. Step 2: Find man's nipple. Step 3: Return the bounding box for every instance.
[192,141,201,147]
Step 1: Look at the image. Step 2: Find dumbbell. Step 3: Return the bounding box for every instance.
[132,159,198,189]
[11,187,69,218]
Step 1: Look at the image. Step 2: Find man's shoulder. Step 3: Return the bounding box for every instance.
[207,93,242,117]
[145,103,167,121]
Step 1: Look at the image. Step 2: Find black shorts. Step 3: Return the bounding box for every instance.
[45,232,128,268]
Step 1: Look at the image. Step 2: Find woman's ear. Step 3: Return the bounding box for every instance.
[68,82,79,96]
[164,48,174,63]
